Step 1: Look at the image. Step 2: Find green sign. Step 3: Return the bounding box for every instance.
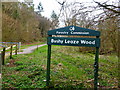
[48,37,100,47]
[48,26,100,36]
[46,25,100,89]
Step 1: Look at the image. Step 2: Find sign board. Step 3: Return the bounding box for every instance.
[46,25,100,89]
[48,26,100,36]
[48,37,100,47]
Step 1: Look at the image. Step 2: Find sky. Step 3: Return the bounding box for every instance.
[33,0,61,18]
[33,0,107,19]
[32,0,117,27]
[33,0,117,19]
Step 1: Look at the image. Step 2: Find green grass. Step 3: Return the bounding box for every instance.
[2,45,118,89]
[0,47,3,50]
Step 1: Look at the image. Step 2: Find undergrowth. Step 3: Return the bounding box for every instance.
[2,45,118,89]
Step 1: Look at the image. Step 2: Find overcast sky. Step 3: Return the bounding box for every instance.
[33,0,118,18]
[33,0,109,18]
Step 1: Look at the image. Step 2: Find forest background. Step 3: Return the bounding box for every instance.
[1,0,119,55]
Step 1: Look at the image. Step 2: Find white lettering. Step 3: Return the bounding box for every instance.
[56,31,89,35]
[81,40,95,45]
[71,32,89,34]
[51,39,63,44]
[81,40,86,44]
[56,31,68,34]
[65,39,79,44]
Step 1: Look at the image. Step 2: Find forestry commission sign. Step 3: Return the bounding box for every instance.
[46,25,101,89]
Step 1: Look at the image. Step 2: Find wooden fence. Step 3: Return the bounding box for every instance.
[0,42,21,65]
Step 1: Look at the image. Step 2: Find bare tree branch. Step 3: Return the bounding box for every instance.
[93,0,120,14]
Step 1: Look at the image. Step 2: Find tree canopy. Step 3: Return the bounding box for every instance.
[2,2,51,43]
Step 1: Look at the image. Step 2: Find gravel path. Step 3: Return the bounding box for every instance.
[17,44,47,54]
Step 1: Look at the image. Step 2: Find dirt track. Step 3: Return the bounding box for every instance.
[17,44,47,54]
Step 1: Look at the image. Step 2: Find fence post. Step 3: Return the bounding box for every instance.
[15,44,17,55]
[18,42,21,51]
[2,47,6,65]
[10,45,13,59]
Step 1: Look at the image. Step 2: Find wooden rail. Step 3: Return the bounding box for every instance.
[0,42,21,65]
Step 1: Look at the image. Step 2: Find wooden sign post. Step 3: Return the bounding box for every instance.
[47,26,100,89]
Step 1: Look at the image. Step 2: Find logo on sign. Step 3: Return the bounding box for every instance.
[69,26,75,32]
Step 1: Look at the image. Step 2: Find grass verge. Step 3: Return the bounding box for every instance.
[2,45,118,89]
